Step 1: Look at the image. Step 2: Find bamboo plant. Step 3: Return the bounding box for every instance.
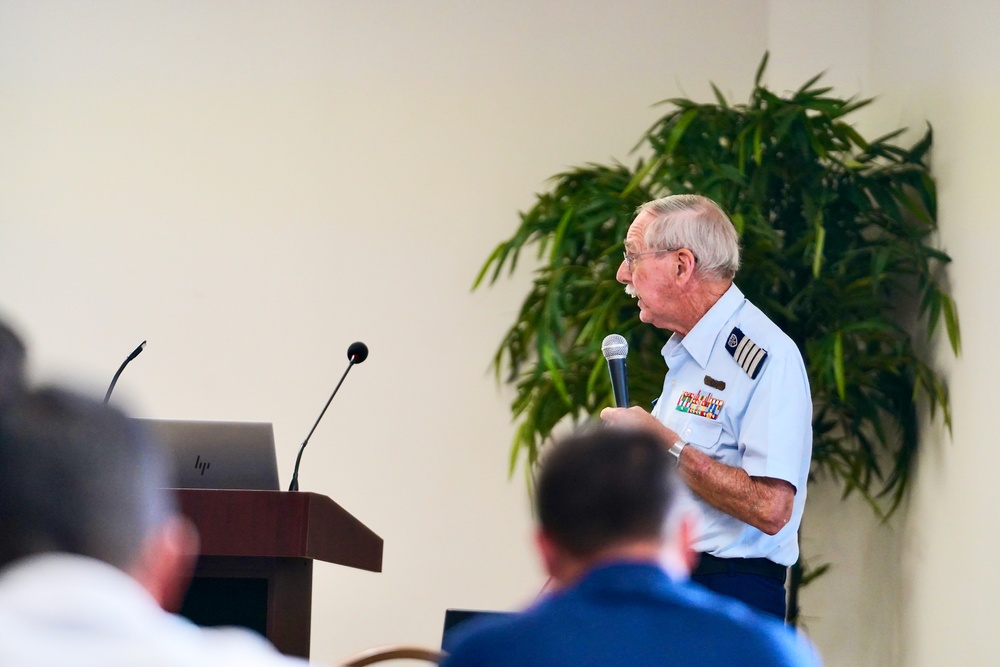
[475,55,959,620]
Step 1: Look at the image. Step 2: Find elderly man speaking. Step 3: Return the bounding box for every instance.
[601,194,812,621]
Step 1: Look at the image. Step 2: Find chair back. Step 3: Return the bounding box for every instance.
[340,644,445,666]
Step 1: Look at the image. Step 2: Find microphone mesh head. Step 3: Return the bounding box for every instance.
[601,334,628,360]
[347,341,369,363]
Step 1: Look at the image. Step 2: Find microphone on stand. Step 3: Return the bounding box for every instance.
[288,341,369,492]
[601,334,629,408]
[104,340,147,404]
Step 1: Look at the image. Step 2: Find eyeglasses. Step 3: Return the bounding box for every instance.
[622,247,686,269]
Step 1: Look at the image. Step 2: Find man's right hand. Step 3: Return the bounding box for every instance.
[599,406,680,448]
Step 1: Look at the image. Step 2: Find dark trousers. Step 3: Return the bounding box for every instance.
[691,554,787,622]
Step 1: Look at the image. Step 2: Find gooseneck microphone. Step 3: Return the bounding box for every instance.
[104,340,147,404]
[288,341,369,492]
[601,334,629,408]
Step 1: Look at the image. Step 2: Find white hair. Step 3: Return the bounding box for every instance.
[639,195,741,281]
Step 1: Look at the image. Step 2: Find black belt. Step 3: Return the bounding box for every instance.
[692,553,787,582]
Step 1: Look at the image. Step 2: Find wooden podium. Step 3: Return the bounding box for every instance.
[174,489,382,659]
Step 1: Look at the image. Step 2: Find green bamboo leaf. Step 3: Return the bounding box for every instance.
[472,241,506,289]
[508,426,525,477]
[838,123,870,151]
[730,212,745,235]
[812,215,826,278]
[921,247,952,263]
[549,208,574,264]
[942,293,961,355]
[753,51,770,87]
[585,356,607,400]
[795,72,827,96]
[800,562,832,587]
[924,289,942,334]
[665,108,700,155]
[710,82,729,108]
[541,344,573,407]
[833,332,846,401]
[623,156,660,197]
[867,127,908,149]
[909,124,934,162]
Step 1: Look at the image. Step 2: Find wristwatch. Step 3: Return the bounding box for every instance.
[668,438,688,463]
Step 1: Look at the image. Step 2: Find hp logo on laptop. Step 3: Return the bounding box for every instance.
[194,455,211,476]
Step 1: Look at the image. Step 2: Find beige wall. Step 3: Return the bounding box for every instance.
[0,1,770,663]
[870,3,1000,665]
[768,1,1000,665]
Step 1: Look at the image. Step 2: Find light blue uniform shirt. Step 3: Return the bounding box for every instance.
[651,283,812,566]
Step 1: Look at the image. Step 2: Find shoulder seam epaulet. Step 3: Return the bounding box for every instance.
[725,327,768,379]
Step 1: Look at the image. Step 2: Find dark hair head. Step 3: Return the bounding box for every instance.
[0,320,27,405]
[0,387,173,571]
[535,425,679,558]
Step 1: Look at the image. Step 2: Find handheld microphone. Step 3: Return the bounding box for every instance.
[104,340,147,404]
[288,341,369,491]
[601,334,629,408]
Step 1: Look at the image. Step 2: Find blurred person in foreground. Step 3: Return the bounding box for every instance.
[441,426,821,667]
[0,387,314,666]
[0,319,27,405]
[602,194,812,620]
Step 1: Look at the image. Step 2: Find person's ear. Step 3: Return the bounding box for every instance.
[536,529,559,579]
[662,511,699,577]
[537,528,581,588]
[129,516,200,612]
[675,248,698,284]
[677,512,698,573]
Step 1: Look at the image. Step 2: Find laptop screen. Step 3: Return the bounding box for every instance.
[442,609,515,651]
[134,418,281,491]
